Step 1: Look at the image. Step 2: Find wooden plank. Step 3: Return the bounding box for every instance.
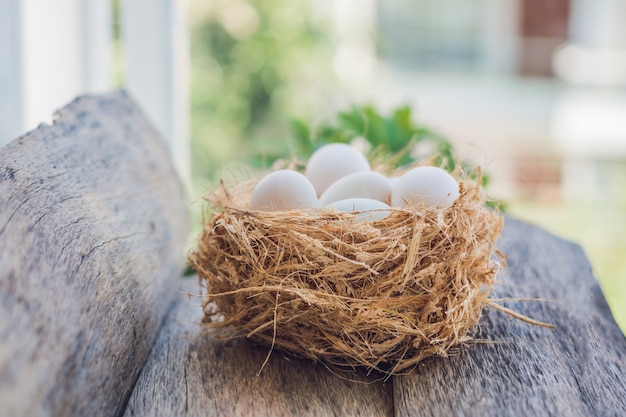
[0,91,189,417]
[394,217,626,417]
[126,217,624,416]
[124,278,393,417]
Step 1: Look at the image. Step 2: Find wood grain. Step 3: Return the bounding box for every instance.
[125,217,625,416]
[394,217,626,417]
[0,92,189,417]
[7,91,621,416]
[124,278,393,417]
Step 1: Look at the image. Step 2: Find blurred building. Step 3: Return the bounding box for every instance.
[332,0,626,202]
[378,0,576,77]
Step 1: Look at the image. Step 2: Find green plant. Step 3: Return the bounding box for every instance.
[189,0,333,183]
[291,105,456,169]
[282,104,502,209]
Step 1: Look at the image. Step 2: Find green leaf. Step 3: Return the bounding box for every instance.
[289,118,313,157]
[337,107,366,135]
[388,106,415,152]
[263,102,504,209]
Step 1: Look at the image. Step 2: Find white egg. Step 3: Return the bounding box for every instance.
[305,143,371,196]
[327,198,391,222]
[249,170,318,211]
[388,176,401,188]
[319,172,392,205]
[391,166,459,208]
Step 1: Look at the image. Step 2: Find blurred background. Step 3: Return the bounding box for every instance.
[1,0,624,331]
[186,0,626,331]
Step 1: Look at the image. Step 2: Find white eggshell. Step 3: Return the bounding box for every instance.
[389,176,401,188]
[319,172,392,205]
[305,143,371,196]
[249,170,318,211]
[327,198,391,222]
[391,166,459,208]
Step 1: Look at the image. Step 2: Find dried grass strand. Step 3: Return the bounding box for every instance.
[189,172,509,374]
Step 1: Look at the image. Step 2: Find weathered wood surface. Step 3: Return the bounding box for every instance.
[394,217,626,417]
[1,91,624,417]
[0,92,189,417]
[127,218,625,417]
[124,277,394,417]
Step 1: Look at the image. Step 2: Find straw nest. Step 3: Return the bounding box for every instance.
[189,167,506,375]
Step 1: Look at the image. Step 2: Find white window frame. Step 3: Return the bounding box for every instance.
[0,0,189,185]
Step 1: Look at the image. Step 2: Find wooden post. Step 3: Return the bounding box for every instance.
[0,92,189,417]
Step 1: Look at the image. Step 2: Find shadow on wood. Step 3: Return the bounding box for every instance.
[0,92,189,417]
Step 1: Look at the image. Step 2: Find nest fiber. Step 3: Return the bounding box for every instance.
[189,173,504,374]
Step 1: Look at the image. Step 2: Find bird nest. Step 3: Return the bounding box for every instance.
[189,169,509,375]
